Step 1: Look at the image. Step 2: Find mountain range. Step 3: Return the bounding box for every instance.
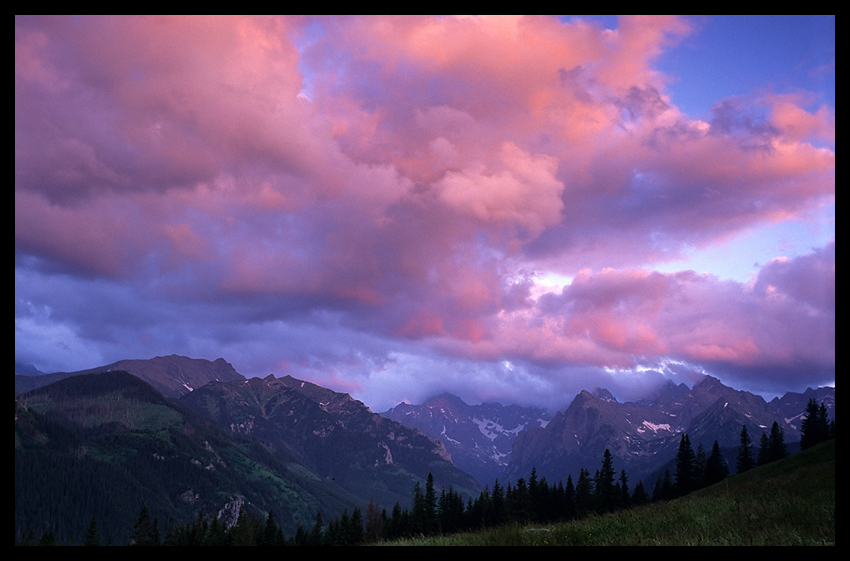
[14,356,478,544]
[15,354,834,543]
[381,375,835,489]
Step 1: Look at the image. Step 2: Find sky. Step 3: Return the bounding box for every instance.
[15,15,834,412]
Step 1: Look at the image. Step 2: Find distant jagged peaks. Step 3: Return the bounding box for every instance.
[505,375,834,488]
[381,392,554,485]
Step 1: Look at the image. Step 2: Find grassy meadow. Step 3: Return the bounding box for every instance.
[380,439,835,546]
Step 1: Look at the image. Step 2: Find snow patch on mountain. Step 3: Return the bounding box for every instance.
[637,420,672,434]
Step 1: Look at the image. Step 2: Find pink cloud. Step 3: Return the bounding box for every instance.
[768,94,835,144]
[15,16,834,386]
[466,247,834,372]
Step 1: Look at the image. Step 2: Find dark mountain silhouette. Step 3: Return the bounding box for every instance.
[15,355,245,399]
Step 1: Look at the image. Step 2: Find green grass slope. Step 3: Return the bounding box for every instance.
[382,439,835,546]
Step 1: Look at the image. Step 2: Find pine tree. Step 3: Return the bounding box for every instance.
[229,504,256,546]
[162,515,178,546]
[490,479,507,527]
[595,449,616,512]
[703,440,729,486]
[768,421,787,463]
[364,499,383,544]
[736,425,755,473]
[336,509,352,545]
[800,398,819,449]
[564,475,576,519]
[322,517,339,546]
[383,503,402,541]
[83,515,101,546]
[575,468,593,515]
[617,469,630,510]
[411,478,438,536]
[528,467,540,522]
[801,399,830,450]
[260,509,279,547]
[206,513,225,546]
[509,477,531,523]
[423,473,437,535]
[631,480,650,506]
[675,433,697,496]
[129,504,158,546]
[757,432,770,466]
[820,403,832,439]
[308,511,324,546]
[348,506,364,545]
[661,469,674,501]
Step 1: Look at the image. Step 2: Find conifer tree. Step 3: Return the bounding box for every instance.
[564,475,576,519]
[661,469,674,501]
[424,473,438,535]
[619,469,631,510]
[509,477,531,523]
[675,433,697,496]
[801,399,830,450]
[308,511,324,546]
[575,468,593,515]
[348,506,364,545]
[206,513,225,546]
[162,515,178,546]
[595,449,616,512]
[736,425,755,473]
[652,476,661,502]
[261,509,279,547]
[84,515,101,546]
[528,467,540,522]
[410,481,426,535]
[757,432,770,466]
[129,504,158,546]
[411,478,438,536]
[631,480,650,506]
[336,508,352,545]
[229,504,256,546]
[490,479,507,527]
[384,502,405,541]
[703,440,729,486]
[21,529,36,547]
[365,499,383,544]
[767,421,787,463]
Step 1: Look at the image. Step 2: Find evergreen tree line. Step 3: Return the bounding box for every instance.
[19,399,833,545]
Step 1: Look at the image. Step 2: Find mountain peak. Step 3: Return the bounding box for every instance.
[425,393,469,409]
[15,355,245,400]
[592,388,618,402]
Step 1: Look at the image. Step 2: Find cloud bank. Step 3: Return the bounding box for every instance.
[16,16,834,410]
